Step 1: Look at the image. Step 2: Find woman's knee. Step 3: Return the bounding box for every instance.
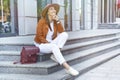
[61,32,68,38]
[51,44,59,49]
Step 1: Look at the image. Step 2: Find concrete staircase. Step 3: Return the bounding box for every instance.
[0,30,120,80]
[98,23,120,29]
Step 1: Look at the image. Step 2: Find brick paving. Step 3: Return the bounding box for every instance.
[76,55,120,80]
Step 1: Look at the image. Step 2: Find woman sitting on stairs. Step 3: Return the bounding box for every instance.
[34,3,79,76]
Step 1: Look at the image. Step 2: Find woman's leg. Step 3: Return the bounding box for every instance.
[34,43,66,64]
[51,32,68,48]
[34,33,79,76]
[39,43,79,76]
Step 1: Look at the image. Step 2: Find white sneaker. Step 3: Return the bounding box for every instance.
[50,54,58,63]
[66,67,79,76]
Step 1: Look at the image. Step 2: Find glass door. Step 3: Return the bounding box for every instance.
[116,0,120,18]
[0,0,18,37]
[64,0,83,31]
[37,0,52,21]
[64,0,72,31]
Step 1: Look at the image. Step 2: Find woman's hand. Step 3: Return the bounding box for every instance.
[52,15,59,21]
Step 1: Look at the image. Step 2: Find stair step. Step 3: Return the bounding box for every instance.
[0,36,119,61]
[0,51,20,61]
[0,41,120,75]
[0,33,119,51]
[66,33,116,45]
[0,30,120,45]
[0,49,120,80]
[64,41,120,66]
[61,48,120,80]
[67,30,120,40]
[63,36,119,50]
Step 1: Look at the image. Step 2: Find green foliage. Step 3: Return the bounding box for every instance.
[64,0,68,15]
[0,0,10,13]
[37,0,51,20]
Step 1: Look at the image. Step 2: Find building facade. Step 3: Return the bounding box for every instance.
[0,0,118,37]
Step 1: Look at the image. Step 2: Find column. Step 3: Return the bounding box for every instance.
[17,0,25,35]
[17,0,37,35]
[84,0,92,30]
[92,0,98,29]
[72,0,82,31]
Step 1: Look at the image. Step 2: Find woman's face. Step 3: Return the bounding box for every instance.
[48,7,56,17]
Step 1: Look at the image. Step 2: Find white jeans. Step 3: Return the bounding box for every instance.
[34,32,68,65]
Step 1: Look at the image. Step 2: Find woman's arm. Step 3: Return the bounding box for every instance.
[36,19,49,43]
[57,21,64,33]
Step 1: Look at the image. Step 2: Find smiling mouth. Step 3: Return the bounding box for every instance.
[52,12,56,15]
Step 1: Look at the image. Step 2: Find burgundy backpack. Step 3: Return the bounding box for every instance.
[14,46,40,64]
[20,46,40,64]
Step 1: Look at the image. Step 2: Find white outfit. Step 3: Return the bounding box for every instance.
[34,22,68,65]
[46,22,54,42]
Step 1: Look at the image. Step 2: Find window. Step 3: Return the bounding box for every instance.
[116,0,120,17]
[98,0,116,24]
[0,0,11,33]
[0,0,18,37]
[64,0,82,31]
[37,0,51,21]
[99,0,108,23]
[64,0,71,31]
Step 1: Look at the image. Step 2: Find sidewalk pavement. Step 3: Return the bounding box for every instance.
[75,55,120,80]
